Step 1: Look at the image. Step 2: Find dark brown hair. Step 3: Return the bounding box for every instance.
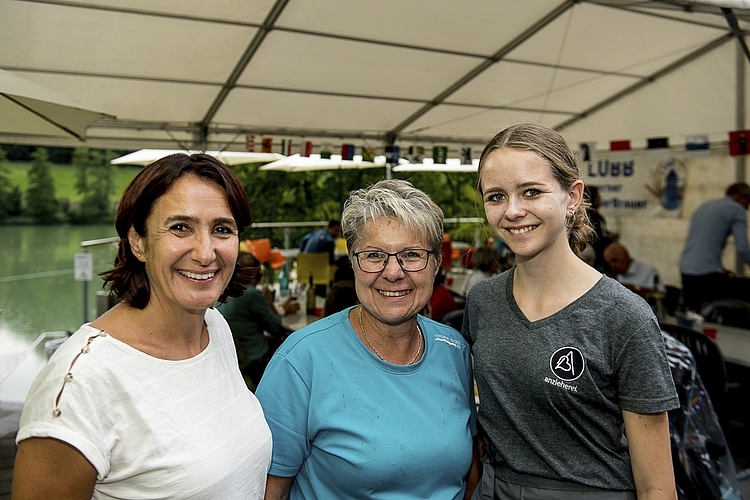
[100,153,253,308]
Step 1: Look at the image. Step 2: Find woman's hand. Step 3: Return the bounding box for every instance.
[280,298,300,315]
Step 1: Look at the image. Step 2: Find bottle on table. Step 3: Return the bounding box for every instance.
[306,272,316,316]
[279,261,290,299]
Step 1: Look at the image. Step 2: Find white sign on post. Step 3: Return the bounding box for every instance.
[74,252,93,281]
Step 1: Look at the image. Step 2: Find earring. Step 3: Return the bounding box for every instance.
[564,209,575,229]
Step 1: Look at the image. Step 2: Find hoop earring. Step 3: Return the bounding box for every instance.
[564,209,575,229]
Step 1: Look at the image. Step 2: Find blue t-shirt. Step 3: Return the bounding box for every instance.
[680,196,750,275]
[256,307,476,499]
[299,228,335,254]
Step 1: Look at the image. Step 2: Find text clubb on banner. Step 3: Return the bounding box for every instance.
[583,149,687,218]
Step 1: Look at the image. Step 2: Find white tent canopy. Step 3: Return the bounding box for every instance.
[2,0,750,154]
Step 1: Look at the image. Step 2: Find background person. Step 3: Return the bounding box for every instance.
[679,181,750,312]
[603,242,665,299]
[299,219,341,263]
[12,153,272,499]
[584,185,619,273]
[218,252,300,390]
[461,244,501,296]
[256,179,479,500]
[322,279,358,317]
[465,123,679,499]
[429,268,459,322]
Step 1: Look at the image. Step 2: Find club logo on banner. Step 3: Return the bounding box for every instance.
[646,157,687,210]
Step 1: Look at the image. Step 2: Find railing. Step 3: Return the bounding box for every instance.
[0,331,68,386]
[77,217,486,321]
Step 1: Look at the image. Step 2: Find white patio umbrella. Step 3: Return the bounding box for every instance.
[110,149,284,166]
[0,68,112,140]
[392,159,479,173]
[258,153,382,173]
[259,154,388,204]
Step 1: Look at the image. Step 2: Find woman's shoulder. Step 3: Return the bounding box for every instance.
[467,269,509,298]
[586,275,656,322]
[419,315,470,350]
[275,308,352,355]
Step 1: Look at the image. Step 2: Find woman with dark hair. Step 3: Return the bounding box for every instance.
[13,153,272,499]
[465,124,678,499]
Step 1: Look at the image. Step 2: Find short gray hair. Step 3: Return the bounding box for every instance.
[341,179,444,260]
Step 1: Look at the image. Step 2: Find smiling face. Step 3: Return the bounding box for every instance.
[129,174,239,317]
[353,217,438,328]
[481,148,581,263]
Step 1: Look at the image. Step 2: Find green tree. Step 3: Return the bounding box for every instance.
[73,148,116,223]
[26,148,57,223]
[0,147,13,221]
[6,185,23,216]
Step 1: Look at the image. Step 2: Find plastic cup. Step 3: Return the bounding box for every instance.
[702,328,717,339]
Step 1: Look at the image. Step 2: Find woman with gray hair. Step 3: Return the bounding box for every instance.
[256,179,479,499]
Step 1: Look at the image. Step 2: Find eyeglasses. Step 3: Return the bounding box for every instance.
[354,249,433,273]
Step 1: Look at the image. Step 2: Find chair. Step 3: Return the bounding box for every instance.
[295,252,333,289]
[700,299,750,330]
[449,289,466,310]
[660,323,740,423]
[663,285,683,317]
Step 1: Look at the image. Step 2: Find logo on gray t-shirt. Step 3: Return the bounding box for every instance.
[550,347,585,381]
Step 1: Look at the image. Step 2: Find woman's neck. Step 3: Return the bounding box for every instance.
[92,302,209,360]
[512,249,602,321]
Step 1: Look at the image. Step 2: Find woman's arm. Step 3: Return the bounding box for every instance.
[264,475,294,500]
[463,435,482,500]
[622,410,677,500]
[12,437,97,500]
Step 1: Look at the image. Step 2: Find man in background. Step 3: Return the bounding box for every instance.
[604,242,664,299]
[299,220,341,263]
[585,185,619,273]
[679,182,750,312]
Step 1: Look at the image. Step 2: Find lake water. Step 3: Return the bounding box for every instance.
[0,224,117,402]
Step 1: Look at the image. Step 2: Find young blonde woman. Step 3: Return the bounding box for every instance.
[464,124,678,500]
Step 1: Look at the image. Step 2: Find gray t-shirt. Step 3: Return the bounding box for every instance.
[464,269,679,491]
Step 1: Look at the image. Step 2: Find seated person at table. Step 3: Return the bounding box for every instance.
[299,219,341,263]
[430,268,458,322]
[323,279,358,316]
[256,179,478,500]
[218,252,299,389]
[604,242,665,298]
[461,244,501,296]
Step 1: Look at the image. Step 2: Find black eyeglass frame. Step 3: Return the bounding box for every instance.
[353,249,434,273]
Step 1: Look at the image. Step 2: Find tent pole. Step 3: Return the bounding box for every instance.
[736,40,747,274]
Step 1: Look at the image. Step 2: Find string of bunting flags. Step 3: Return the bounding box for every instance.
[579,129,750,219]
[244,134,477,166]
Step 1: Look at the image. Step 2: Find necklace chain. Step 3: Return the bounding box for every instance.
[358,305,422,364]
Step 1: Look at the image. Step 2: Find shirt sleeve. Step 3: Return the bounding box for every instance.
[255,354,311,477]
[252,298,287,338]
[615,316,679,414]
[731,207,750,266]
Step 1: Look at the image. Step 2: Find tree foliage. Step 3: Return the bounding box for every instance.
[0,147,14,220]
[230,162,487,247]
[73,148,117,223]
[26,148,57,223]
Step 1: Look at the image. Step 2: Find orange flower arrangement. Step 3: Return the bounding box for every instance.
[240,238,286,270]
